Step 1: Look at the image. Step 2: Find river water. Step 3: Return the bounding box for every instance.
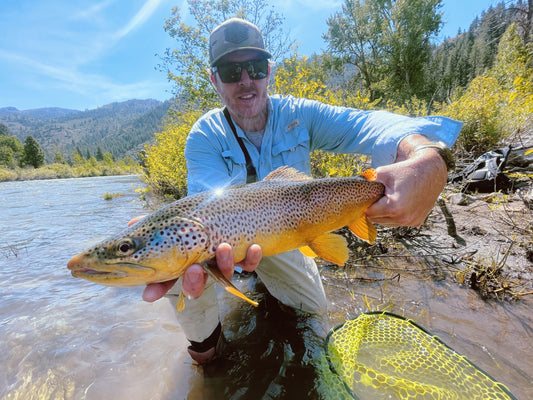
[0,176,192,399]
[1,176,531,399]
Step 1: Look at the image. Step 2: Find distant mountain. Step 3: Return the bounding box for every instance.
[0,107,80,120]
[0,107,21,117]
[0,99,172,162]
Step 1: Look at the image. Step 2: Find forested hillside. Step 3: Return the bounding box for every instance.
[0,99,170,163]
[427,1,532,102]
[322,0,531,106]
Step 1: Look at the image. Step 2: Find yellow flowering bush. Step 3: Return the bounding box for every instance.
[143,109,204,198]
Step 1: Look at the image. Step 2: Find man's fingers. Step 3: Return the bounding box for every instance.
[236,244,262,272]
[142,279,177,302]
[128,215,147,227]
[182,264,208,298]
[365,195,391,220]
[215,243,235,280]
[143,243,262,303]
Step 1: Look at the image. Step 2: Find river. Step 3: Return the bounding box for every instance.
[0,176,192,399]
[0,176,531,399]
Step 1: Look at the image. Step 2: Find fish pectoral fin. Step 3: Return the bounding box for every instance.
[308,233,349,266]
[348,216,378,244]
[203,261,259,307]
[299,246,318,258]
[176,292,185,312]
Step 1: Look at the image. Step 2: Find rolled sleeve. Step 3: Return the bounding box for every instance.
[369,115,463,167]
[271,95,462,168]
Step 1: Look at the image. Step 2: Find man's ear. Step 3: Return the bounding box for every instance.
[210,74,216,85]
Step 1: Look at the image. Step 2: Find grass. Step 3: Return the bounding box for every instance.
[102,192,124,200]
[0,163,141,182]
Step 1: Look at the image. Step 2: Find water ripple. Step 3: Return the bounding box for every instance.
[1,176,189,400]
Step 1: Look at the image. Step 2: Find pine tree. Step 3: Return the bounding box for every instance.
[22,135,45,168]
[96,146,104,161]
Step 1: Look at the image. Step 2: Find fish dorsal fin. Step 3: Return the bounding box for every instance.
[360,168,377,181]
[264,166,312,182]
[307,233,349,267]
[348,216,378,244]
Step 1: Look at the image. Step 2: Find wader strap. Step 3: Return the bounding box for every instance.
[223,107,257,183]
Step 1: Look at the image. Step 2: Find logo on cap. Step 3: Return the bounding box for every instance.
[225,24,248,43]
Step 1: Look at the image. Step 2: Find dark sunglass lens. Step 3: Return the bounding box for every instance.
[218,63,242,83]
[216,59,268,83]
[246,60,268,79]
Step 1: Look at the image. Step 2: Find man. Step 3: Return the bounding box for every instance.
[142,18,462,364]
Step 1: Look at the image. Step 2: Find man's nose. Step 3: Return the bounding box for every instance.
[238,68,252,85]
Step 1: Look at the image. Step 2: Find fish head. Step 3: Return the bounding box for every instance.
[67,215,209,287]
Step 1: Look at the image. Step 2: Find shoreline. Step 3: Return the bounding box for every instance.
[0,164,142,183]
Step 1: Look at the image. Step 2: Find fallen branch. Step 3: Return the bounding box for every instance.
[438,196,458,237]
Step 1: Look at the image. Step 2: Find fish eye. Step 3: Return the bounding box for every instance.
[117,238,135,255]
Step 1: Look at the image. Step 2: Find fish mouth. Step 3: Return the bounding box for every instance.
[68,256,155,286]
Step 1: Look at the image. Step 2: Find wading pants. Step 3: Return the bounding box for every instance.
[166,250,328,345]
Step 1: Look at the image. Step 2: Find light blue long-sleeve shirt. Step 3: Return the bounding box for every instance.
[184,94,462,194]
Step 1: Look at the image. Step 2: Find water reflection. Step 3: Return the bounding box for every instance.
[198,276,328,399]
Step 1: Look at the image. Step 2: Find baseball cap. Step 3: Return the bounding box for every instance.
[209,18,272,67]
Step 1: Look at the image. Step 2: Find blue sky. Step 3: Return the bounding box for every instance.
[0,0,498,111]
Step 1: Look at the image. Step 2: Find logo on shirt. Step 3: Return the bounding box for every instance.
[286,119,300,131]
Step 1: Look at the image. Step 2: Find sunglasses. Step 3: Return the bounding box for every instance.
[212,59,269,83]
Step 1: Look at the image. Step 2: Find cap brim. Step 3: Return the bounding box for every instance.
[211,48,272,67]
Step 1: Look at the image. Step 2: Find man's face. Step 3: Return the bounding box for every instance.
[212,50,269,125]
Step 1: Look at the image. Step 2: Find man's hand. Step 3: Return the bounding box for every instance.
[365,134,448,227]
[142,243,262,302]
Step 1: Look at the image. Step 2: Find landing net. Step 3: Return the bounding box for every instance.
[324,312,516,399]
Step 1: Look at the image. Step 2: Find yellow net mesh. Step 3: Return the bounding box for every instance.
[324,312,516,400]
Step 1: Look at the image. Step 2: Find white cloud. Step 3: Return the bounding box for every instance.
[0,0,172,108]
[113,0,164,40]
[72,0,116,21]
[0,48,167,106]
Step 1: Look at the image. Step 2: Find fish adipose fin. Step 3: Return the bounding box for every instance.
[203,260,259,307]
[308,233,349,266]
[348,216,378,244]
[360,168,377,181]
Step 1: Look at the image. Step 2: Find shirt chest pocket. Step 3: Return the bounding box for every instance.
[221,149,248,183]
[271,128,311,173]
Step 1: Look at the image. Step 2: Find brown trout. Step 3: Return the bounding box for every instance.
[68,166,384,306]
